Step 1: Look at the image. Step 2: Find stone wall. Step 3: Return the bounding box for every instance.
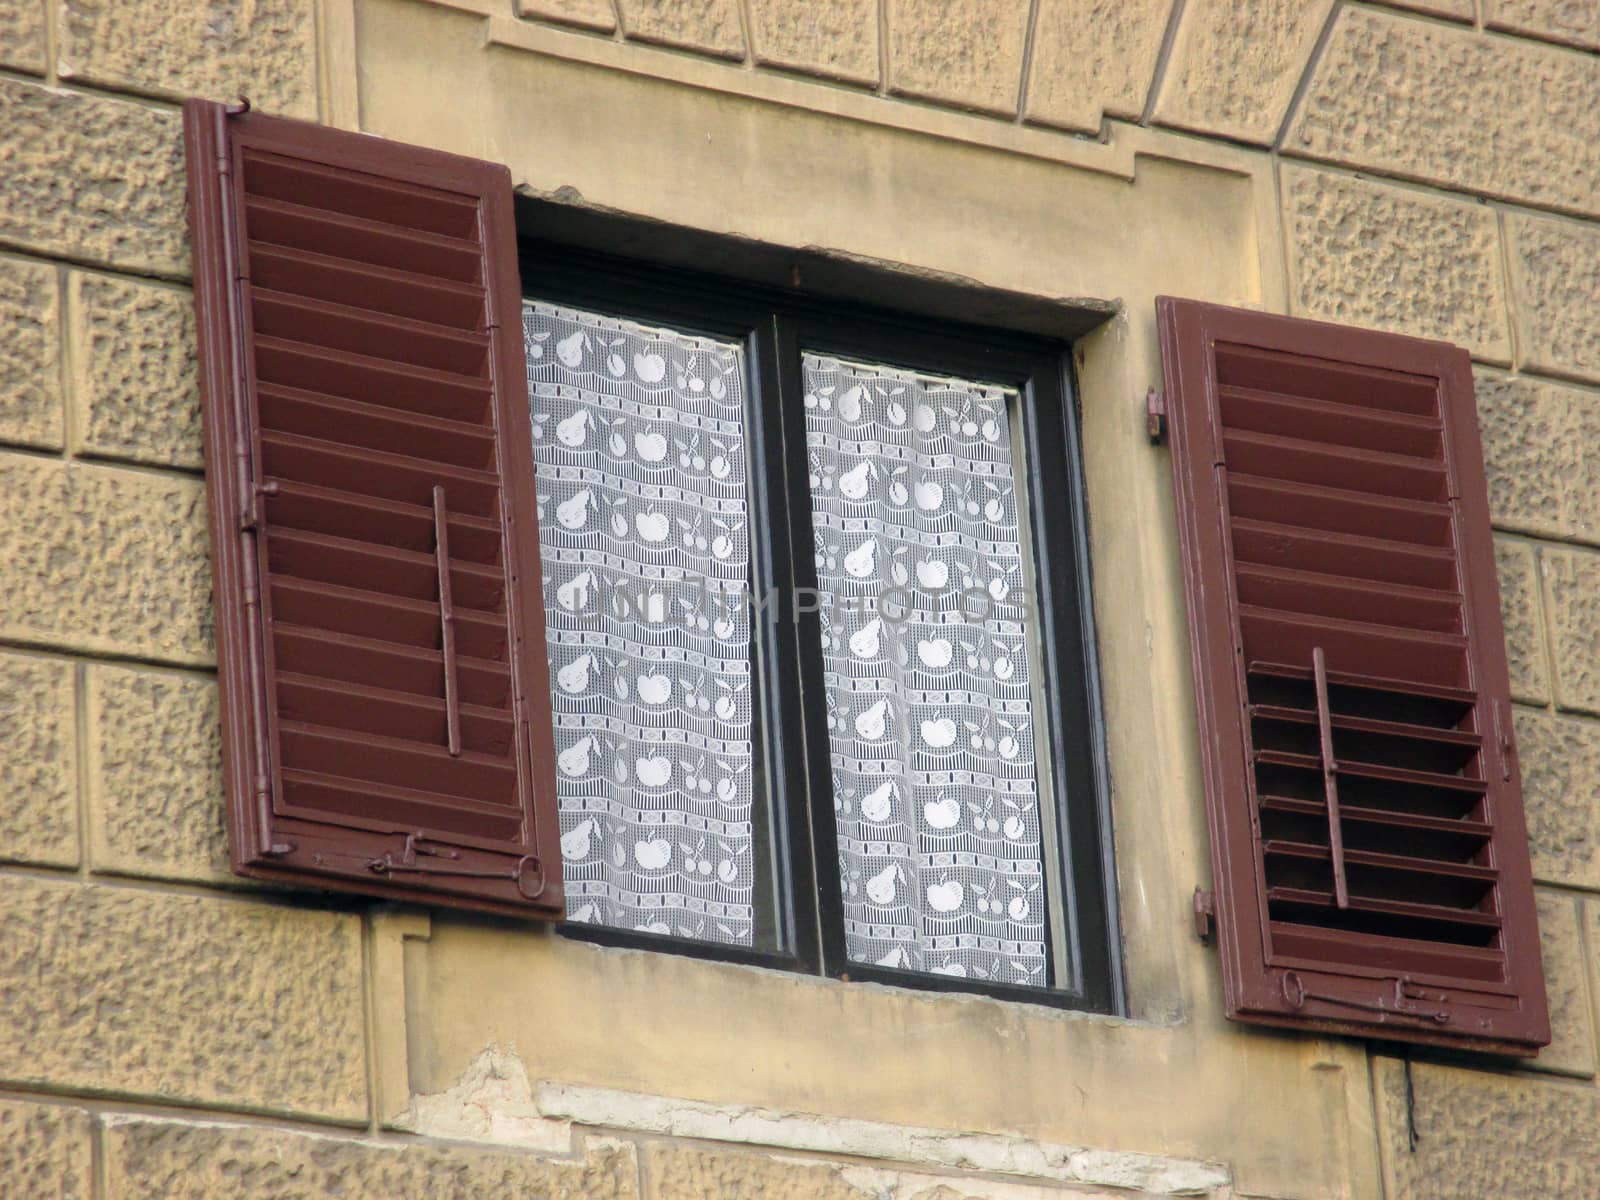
[1,2,1598,1198]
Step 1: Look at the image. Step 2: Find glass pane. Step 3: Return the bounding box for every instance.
[526,300,768,949]
[803,353,1057,988]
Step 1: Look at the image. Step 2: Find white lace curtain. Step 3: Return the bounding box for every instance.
[526,301,757,946]
[804,354,1052,987]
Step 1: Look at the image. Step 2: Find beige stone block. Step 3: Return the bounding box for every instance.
[1485,0,1600,51]
[1507,213,1600,385]
[748,0,878,86]
[515,0,618,33]
[0,76,186,277]
[1532,890,1596,1076]
[0,1099,93,1200]
[619,0,744,59]
[1544,548,1600,714]
[1291,7,1600,218]
[87,664,229,884]
[1497,540,1550,706]
[0,454,213,665]
[1516,708,1600,889]
[0,0,47,73]
[0,651,78,869]
[0,874,365,1118]
[1375,1056,1600,1198]
[0,255,62,451]
[1282,165,1510,361]
[1476,372,1600,544]
[1024,0,1170,134]
[1376,0,1474,17]
[105,1117,638,1198]
[68,273,201,469]
[648,1145,870,1200]
[886,0,1031,116]
[57,0,318,118]
[1152,0,1332,144]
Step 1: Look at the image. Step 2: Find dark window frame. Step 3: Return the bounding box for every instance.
[520,239,1123,1016]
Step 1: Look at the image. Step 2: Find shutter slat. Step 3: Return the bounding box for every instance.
[249,244,486,329]
[259,384,499,470]
[244,195,483,282]
[1159,296,1547,1052]
[1218,384,1443,458]
[187,99,561,915]
[1228,476,1455,548]
[265,481,500,561]
[252,290,491,377]
[276,673,512,757]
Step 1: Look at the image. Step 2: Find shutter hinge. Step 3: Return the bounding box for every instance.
[1280,972,1452,1026]
[1146,387,1167,444]
[1494,699,1515,782]
[1193,887,1215,943]
[224,97,252,116]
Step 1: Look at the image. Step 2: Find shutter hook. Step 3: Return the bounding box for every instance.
[224,97,252,116]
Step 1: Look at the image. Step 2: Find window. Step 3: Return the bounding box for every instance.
[521,246,1120,1010]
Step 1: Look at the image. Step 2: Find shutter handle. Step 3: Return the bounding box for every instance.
[1312,647,1350,910]
[433,486,462,757]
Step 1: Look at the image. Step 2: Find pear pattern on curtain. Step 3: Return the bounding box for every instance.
[526,300,757,946]
[803,353,1052,987]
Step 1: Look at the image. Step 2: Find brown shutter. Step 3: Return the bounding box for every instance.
[1157,297,1548,1052]
[184,100,562,917]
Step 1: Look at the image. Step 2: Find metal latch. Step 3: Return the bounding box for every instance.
[368,832,547,900]
[1193,887,1215,943]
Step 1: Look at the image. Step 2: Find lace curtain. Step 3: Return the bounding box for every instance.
[525,301,757,946]
[804,353,1052,987]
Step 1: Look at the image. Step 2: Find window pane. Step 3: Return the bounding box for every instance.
[526,301,766,948]
[803,353,1056,988]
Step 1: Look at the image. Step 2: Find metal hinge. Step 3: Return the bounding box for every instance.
[1146,387,1167,444]
[1280,972,1453,1026]
[1193,887,1215,943]
[367,832,547,900]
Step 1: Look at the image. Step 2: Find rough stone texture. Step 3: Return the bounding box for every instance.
[0,874,365,1118]
[1375,1056,1600,1198]
[1375,0,1474,16]
[57,0,318,118]
[748,0,879,86]
[69,273,201,469]
[1532,889,1596,1076]
[1024,0,1171,134]
[1544,548,1600,715]
[886,0,1032,116]
[515,0,618,33]
[1282,165,1510,361]
[1497,539,1551,706]
[1485,0,1600,51]
[1506,213,1600,385]
[618,0,745,59]
[0,651,78,869]
[0,255,63,451]
[647,1144,870,1200]
[0,0,47,73]
[106,1118,639,1199]
[1291,7,1600,218]
[0,76,186,277]
[0,1099,94,1200]
[87,665,230,884]
[0,454,213,665]
[1477,372,1600,545]
[1152,0,1333,144]
[1516,708,1600,890]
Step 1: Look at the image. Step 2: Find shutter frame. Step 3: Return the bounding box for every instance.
[1158,296,1549,1053]
[185,99,563,917]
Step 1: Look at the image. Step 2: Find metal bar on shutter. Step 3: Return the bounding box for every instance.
[433,485,462,757]
[1312,647,1349,910]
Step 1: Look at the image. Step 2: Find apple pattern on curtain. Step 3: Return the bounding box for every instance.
[804,353,1051,987]
[526,300,756,945]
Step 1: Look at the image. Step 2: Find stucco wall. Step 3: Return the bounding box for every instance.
[1,2,1597,1198]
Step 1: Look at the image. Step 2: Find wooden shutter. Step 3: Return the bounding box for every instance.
[1157,297,1548,1052]
[184,100,562,916]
